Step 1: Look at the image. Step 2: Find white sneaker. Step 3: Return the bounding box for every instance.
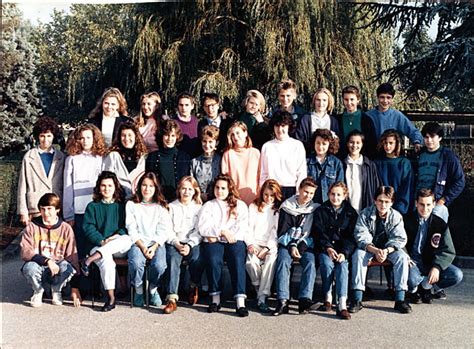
[52,292,63,306]
[30,290,44,307]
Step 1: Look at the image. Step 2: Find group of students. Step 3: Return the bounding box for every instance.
[18,79,465,319]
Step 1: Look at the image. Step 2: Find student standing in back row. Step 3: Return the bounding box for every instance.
[268,79,306,130]
[18,117,65,226]
[366,83,423,151]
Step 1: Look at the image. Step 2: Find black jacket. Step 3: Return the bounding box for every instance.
[312,200,358,258]
[87,115,131,146]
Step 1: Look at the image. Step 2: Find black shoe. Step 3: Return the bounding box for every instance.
[236,307,249,317]
[433,289,446,300]
[419,287,433,304]
[273,299,289,316]
[298,298,315,314]
[101,300,116,312]
[363,286,374,301]
[348,301,363,313]
[207,303,221,313]
[80,261,90,277]
[394,300,412,314]
[407,292,422,304]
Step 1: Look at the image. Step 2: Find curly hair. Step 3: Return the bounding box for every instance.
[135,91,162,128]
[110,122,148,160]
[176,176,202,205]
[377,129,402,157]
[131,172,168,209]
[33,117,59,143]
[211,174,241,219]
[66,123,107,156]
[93,171,125,203]
[312,88,334,114]
[226,121,253,150]
[269,110,295,135]
[254,179,282,213]
[156,119,183,148]
[312,128,340,155]
[88,87,129,119]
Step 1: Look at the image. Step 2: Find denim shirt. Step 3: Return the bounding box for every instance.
[307,154,344,204]
[354,205,407,251]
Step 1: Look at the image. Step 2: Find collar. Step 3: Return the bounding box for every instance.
[346,155,363,165]
[38,147,54,154]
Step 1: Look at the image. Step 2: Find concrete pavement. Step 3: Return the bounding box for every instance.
[1,256,473,348]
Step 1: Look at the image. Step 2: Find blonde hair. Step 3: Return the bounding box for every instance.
[88,87,128,119]
[243,89,266,113]
[312,88,334,114]
[226,121,253,150]
[135,92,162,127]
[176,176,202,205]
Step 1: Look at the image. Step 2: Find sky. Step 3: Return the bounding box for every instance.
[9,0,438,39]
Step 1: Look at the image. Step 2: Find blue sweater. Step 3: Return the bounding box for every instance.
[39,152,54,177]
[366,107,423,145]
[375,156,414,214]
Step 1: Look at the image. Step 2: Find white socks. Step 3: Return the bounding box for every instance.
[236,296,246,308]
[135,285,143,295]
[212,294,221,305]
[325,292,333,304]
[338,297,347,311]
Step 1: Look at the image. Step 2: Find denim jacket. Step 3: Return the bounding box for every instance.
[354,205,407,251]
[307,154,344,204]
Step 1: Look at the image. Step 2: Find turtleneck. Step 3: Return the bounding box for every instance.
[122,148,138,173]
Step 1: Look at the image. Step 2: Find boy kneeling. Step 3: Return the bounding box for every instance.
[20,193,79,307]
[350,186,412,314]
[405,189,463,304]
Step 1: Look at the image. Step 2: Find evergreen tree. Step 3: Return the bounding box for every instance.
[0,3,41,154]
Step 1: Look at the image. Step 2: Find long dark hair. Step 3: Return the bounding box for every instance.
[93,171,125,203]
[130,172,168,209]
[211,174,240,219]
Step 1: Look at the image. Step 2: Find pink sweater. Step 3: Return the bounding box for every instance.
[221,147,260,205]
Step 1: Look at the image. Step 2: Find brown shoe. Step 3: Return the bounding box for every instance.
[188,286,199,305]
[336,308,351,320]
[317,301,332,312]
[163,300,177,314]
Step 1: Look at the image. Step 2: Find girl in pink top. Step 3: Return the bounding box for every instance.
[221,121,260,205]
[135,92,163,152]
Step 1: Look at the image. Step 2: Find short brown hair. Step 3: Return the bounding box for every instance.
[37,193,61,210]
[374,186,395,202]
[201,125,220,141]
[277,79,297,95]
[416,188,435,201]
[299,177,318,190]
[33,117,59,143]
[341,85,361,100]
[157,119,183,148]
[328,181,348,198]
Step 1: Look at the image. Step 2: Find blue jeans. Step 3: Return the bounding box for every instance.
[203,241,247,298]
[408,262,463,292]
[352,249,409,291]
[74,214,87,259]
[128,244,167,288]
[165,243,204,300]
[275,246,316,300]
[22,260,76,293]
[319,253,349,299]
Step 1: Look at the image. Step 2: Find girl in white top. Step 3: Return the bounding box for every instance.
[163,176,203,314]
[126,172,172,308]
[63,124,106,259]
[260,110,307,200]
[135,92,163,152]
[245,179,282,313]
[103,122,147,198]
[198,174,250,317]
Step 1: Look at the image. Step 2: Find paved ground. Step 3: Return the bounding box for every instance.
[1,256,473,349]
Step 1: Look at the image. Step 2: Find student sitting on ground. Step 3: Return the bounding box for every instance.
[20,193,79,307]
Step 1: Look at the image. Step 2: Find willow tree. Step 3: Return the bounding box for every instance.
[129,0,394,113]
